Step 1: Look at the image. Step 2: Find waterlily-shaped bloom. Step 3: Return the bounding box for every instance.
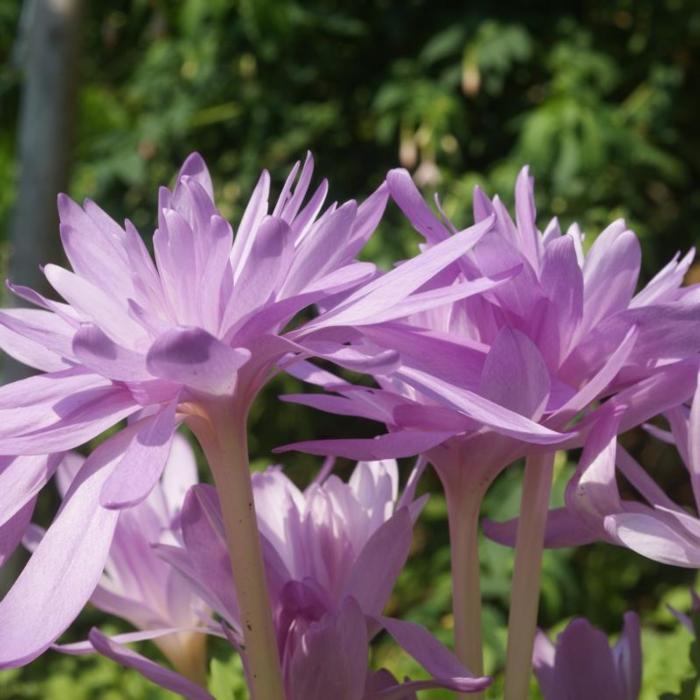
[533,613,641,700]
[487,379,700,568]
[282,166,700,491]
[150,459,491,699]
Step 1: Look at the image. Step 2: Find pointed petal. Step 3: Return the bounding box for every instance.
[532,629,558,699]
[276,430,453,461]
[288,597,368,700]
[551,619,621,700]
[614,612,641,700]
[146,327,250,396]
[343,508,412,616]
[478,327,550,420]
[73,323,151,381]
[387,168,450,244]
[311,215,494,328]
[398,367,566,444]
[0,499,35,566]
[178,152,213,197]
[484,507,599,549]
[0,428,137,668]
[230,170,271,279]
[0,454,60,526]
[100,403,177,509]
[0,308,75,371]
[88,629,213,700]
[377,616,491,692]
[581,224,641,334]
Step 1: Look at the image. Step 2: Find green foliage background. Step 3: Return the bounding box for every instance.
[1,1,700,697]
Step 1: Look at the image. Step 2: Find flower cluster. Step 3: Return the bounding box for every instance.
[0,154,697,699]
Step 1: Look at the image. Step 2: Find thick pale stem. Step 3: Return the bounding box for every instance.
[193,402,285,700]
[445,486,484,700]
[503,452,555,700]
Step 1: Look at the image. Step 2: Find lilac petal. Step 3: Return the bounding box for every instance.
[343,508,412,617]
[0,454,60,527]
[377,616,491,692]
[483,507,598,549]
[580,223,641,335]
[288,597,368,700]
[632,248,695,307]
[0,308,75,371]
[230,170,271,279]
[347,272,517,327]
[472,185,493,223]
[278,151,314,222]
[367,677,489,699]
[291,179,329,242]
[478,327,550,420]
[688,375,700,508]
[514,165,541,270]
[311,214,494,329]
[569,409,622,519]
[0,372,138,454]
[276,430,453,461]
[540,234,583,352]
[552,326,637,421]
[43,263,149,348]
[532,629,558,699]
[178,152,214,196]
[551,619,621,700]
[57,627,205,655]
[606,512,700,567]
[614,612,641,700]
[0,500,35,566]
[283,201,358,296]
[282,392,392,423]
[616,446,679,511]
[88,629,213,700]
[180,485,239,623]
[361,323,486,388]
[347,181,389,253]
[227,216,295,324]
[386,168,450,244]
[100,403,177,509]
[73,323,152,381]
[146,326,251,396]
[160,433,199,514]
[398,367,567,444]
[0,428,138,668]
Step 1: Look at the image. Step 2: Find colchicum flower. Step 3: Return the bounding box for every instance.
[150,459,492,699]
[533,613,641,700]
[278,166,700,693]
[0,152,390,671]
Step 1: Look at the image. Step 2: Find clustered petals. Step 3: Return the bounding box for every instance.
[0,152,698,698]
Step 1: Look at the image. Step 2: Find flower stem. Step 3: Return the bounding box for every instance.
[445,485,484,700]
[191,401,285,700]
[503,452,555,700]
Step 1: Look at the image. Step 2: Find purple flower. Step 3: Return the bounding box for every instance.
[533,613,641,700]
[153,459,492,698]
[277,166,699,690]
[0,151,391,669]
[282,166,700,482]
